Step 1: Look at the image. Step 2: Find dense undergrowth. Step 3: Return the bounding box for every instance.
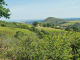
[0,20,80,60]
[1,31,80,60]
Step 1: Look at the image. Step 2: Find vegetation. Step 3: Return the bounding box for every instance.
[0,0,11,19]
[1,1,80,60]
[32,21,38,27]
[1,17,80,60]
[42,23,54,28]
[42,17,69,26]
[1,24,80,60]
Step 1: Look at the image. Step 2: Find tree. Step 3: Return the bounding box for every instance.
[65,26,79,32]
[43,23,47,27]
[39,22,43,27]
[1,24,6,27]
[65,26,73,31]
[71,26,79,32]
[47,23,53,27]
[32,21,38,27]
[0,0,11,19]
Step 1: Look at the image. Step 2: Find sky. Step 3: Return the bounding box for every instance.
[1,0,80,20]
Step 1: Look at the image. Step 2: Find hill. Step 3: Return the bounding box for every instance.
[60,20,80,27]
[42,17,69,26]
[0,26,33,37]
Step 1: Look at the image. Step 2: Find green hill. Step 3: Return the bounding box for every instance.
[42,17,69,26]
[60,20,80,27]
[0,26,33,37]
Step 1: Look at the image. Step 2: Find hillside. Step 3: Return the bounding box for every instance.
[0,26,33,37]
[42,17,69,26]
[60,20,80,27]
[1,20,80,60]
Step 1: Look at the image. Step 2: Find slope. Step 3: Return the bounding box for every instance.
[60,20,80,27]
[42,17,69,26]
[0,26,33,37]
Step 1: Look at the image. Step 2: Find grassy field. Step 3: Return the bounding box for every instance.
[36,27,61,30]
[61,22,75,26]
[0,58,11,60]
[61,20,80,26]
[36,27,64,33]
[0,26,33,37]
[26,24,32,27]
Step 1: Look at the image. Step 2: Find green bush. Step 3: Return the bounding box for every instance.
[1,24,6,27]
[14,31,24,39]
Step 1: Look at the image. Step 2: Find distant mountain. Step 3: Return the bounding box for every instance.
[42,17,69,26]
[63,18,80,21]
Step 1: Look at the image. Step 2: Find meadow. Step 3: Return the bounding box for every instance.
[36,27,64,33]
[0,26,33,37]
[61,20,80,26]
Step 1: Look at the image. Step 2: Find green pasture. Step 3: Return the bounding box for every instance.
[36,27,61,30]
[0,26,33,37]
[61,22,75,26]
[27,24,32,27]
[36,27,64,33]
[61,20,80,26]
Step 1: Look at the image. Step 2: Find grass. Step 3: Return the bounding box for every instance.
[36,27,61,30]
[46,30,64,33]
[27,24,32,27]
[0,58,11,60]
[61,22,75,26]
[36,27,64,33]
[0,26,34,60]
[61,20,80,26]
[0,26,33,37]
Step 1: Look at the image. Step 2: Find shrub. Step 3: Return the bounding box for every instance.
[1,24,6,27]
[14,31,24,39]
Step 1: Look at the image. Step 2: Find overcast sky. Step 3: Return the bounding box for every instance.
[1,0,80,20]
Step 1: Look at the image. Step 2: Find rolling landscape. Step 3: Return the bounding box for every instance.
[0,0,80,60]
[0,17,80,60]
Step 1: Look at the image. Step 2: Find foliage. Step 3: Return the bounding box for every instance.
[0,0,11,19]
[0,20,16,27]
[73,23,80,28]
[1,31,80,60]
[1,20,80,60]
[39,22,43,27]
[65,26,79,32]
[43,23,54,28]
[32,21,38,27]
[43,23,47,27]
[14,31,25,39]
[1,24,6,27]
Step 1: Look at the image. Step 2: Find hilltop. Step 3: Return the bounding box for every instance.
[42,17,69,26]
